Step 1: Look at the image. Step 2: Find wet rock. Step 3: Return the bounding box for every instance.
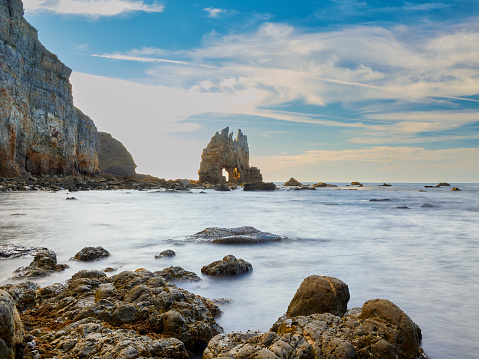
[369,198,390,201]
[243,182,276,191]
[65,197,77,200]
[187,226,285,244]
[0,244,48,259]
[286,275,350,318]
[396,206,410,209]
[155,249,176,259]
[214,184,231,191]
[451,187,461,191]
[201,255,253,276]
[312,182,337,188]
[13,250,68,279]
[421,203,436,208]
[155,266,201,281]
[351,181,363,186]
[72,246,110,261]
[284,178,302,186]
[0,290,24,359]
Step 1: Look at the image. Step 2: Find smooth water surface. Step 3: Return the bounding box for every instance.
[1,183,478,358]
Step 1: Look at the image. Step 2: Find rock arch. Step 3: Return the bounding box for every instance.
[198,127,263,184]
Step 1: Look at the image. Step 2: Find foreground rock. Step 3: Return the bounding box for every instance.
[71,246,110,261]
[201,255,253,276]
[0,290,24,359]
[286,275,349,317]
[156,266,201,281]
[2,269,222,357]
[13,249,68,279]
[204,276,427,359]
[187,226,286,244]
[0,244,48,259]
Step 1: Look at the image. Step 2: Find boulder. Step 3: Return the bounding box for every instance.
[243,182,277,191]
[0,290,24,359]
[286,275,350,317]
[201,255,252,276]
[13,249,68,279]
[155,266,201,281]
[284,178,302,186]
[155,249,176,259]
[187,226,285,244]
[71,246,110,261]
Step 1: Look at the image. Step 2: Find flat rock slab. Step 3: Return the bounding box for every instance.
[186,226,286,244]
[0,245,49,259]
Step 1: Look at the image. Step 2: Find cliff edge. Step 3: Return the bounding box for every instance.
[0,0,99,177]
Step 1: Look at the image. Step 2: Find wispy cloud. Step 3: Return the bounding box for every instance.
[204,7,224,18]
[92,53,190,65]
[23,0,164,17]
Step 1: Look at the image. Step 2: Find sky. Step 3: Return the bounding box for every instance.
[22,0,479,182]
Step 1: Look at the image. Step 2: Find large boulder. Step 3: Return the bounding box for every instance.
[0,290,24,359]
[286,275,350,317]
[98,132,137,176]
[243,182,276,191]
[13,249,68,279]
[201,255,253,276]
[186,226,285,244]
[71,246,110,261]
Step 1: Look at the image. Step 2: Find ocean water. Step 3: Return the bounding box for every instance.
[1,183,478,358]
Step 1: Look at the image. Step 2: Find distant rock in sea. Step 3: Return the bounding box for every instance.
[284,178,302,186]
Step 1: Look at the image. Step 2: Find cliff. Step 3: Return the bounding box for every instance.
[0,0,99,177]
[198,127,263,184]
[98,132,136,176]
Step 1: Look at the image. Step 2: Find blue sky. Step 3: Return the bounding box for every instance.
[23,0,479,182]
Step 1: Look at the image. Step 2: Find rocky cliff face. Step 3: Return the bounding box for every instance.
[198,127,263,184]
[98,132,136,176]
[0,0,99,177]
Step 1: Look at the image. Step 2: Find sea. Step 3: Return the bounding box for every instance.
[1,183,478,359]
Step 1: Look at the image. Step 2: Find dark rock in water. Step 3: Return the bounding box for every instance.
[156,266,201,281]
[351,181,363,186]
[379,183,392,186]
[396,206,410,209]
[201,255,252,276]
[243,182,276,191]
[451,187,461,191]
[103,267,117,272]
[71,246,110,261]
[214,184,231,191]
[312,182,337,187]
[436,182,450,187]
[13,250,68,279]
[204,277,428,359]
[284,178,302,186]
[0,245,48,259]
[66,197,77,200]
[421,203,436,208]
[286,275,349,318]
[187,226,286,244]
[98,132,137,176]
[0,290,24,359]
[155,249,176,259]
[369,198,390,201]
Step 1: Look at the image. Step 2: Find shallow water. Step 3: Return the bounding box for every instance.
[1,183,478,358]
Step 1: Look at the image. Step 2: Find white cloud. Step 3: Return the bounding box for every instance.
[204,7,224,18]
[23,0,164,17]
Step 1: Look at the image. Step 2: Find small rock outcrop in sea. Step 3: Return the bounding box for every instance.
[243,182,277,191]
[286,275,350,318]
[0,0,99,177]
[156,266,201,281]
[187,226,286,244]
[435,182,450,187]
[421,203,436,208]
[312,182,337,188]
[214,184,231,191]
[0,290,24,359]
[13,249,68,279]
[204,276,428,359]
[201,255,253,276]
[451,187,461,191]
[0,244,48,259]
[284,178,302,186]
[198,127,263,185]
[351,181,363,186]
[1,268,222,357]
[98,132,137,176]
[71,246,110,261]
[155,249,176,259]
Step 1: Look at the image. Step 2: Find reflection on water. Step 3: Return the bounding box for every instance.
[1,183,478,359]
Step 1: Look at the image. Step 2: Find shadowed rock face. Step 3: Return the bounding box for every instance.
[198,127,263,184]
[98,132,136,176]
[0,0,99,177]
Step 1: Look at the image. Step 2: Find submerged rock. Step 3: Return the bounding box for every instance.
[187,226,286,244]
[421,203,436,208]
[204,276,428,359]
[0,290,24,359]
[71,246,110,261]
[155,249,176,259]
[201,255,253,276]
[13,250,68,279]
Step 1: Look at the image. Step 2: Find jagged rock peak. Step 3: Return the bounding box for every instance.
[198,127,262,184]
[0,0,99,177]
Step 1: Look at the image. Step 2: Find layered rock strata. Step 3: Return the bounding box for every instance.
[0,0,99,177]
[98,132,136,176]
[198,127,263,184]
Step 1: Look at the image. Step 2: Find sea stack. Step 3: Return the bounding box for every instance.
[198,127,263,184]
[0,0,99,177]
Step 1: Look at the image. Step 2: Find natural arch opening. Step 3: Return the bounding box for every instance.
[222,168,228,182]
